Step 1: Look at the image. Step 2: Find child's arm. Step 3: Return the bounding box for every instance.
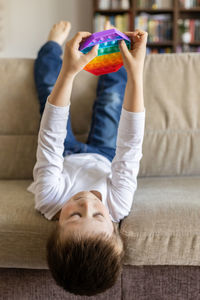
[120,29,147,113]
[48,32,99,107]
[28,32,98,220]
[107,30,148,222]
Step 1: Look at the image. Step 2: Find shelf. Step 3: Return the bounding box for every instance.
[93,0,200,53]
[147,41,173,46]
[179,8,200,12]
[136,8,174,13]
[178,41,200,45]
[95,9,130,13]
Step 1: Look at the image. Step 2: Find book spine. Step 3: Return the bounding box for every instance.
[111,0,119,9]
[120,0,130,9]
[97,0,111,9]
[190,19,194,41]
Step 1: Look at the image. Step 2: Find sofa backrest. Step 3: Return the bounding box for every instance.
[0,53,200,179]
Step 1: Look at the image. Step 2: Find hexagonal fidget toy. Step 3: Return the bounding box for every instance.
[79,29,131,76]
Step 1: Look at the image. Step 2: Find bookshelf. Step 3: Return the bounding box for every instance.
[93,0,200,53]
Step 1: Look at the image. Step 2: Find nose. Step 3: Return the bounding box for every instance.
[79,199,95,218]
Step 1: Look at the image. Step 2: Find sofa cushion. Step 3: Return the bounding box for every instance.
[120,175,200,265]
[0,179,119,269]
[141,53,200,177]
[0,180,53,269]
[0,59,98,180]
[0,177,200,268]
[0,54,200,179]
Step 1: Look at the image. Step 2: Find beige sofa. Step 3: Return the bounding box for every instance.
[0,53,200,299]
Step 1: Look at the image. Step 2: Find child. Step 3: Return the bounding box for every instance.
[27,20,147,296]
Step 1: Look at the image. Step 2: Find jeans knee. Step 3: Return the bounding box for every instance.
[105,92,123,108]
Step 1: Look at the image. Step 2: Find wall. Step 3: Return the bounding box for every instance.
[0,0,93,58]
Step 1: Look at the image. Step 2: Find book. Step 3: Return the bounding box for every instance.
[94,12,130,32]
[120,0,130,9]
[135,13,172,42]
[97,0,111,9]
[137,0,173,9]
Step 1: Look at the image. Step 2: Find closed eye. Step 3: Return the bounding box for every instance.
[70,212,81,217]
[93,213,104,217]
[70,212,104,217]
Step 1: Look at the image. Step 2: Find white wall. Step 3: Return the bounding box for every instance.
[0,0,93,58]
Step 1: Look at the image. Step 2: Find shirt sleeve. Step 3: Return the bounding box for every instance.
[107,107,146,222]
[27,98,70,220]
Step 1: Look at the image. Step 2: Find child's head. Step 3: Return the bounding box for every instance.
[46,190,125,296]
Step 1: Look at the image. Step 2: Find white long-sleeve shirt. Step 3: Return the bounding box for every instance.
[27,98,145,223]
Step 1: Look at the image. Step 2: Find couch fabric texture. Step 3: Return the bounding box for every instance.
[0,53,200,269]
[1,265,200,300]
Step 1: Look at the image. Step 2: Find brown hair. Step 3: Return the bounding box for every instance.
[46,222,124,296]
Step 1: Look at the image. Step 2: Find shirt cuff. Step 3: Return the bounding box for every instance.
[121,107,146,120]
[46,97,70,114]
[118,107,145,136]
[40,97,70,132]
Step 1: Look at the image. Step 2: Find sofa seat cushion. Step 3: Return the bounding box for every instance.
[0,180,56,269]
[0,179,119,269]
[120,175,200,266]
[1,177,199,269]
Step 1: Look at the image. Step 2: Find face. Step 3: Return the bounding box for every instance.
[59,190,114,238]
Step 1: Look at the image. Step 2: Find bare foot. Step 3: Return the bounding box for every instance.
[48,21,71,46]
[104,20,116,30]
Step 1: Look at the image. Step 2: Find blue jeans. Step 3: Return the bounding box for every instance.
[34,41,127,162]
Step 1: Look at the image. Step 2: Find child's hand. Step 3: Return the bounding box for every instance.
[119,29,148,77]
[61,31,99,77]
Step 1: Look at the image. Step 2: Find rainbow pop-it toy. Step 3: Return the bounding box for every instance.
[79,28,131,76]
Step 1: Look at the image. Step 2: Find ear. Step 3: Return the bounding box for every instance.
[90,190,102,201]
